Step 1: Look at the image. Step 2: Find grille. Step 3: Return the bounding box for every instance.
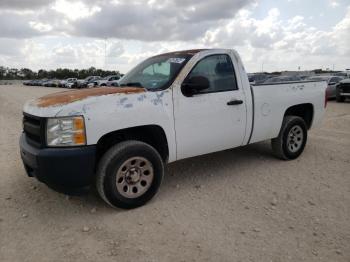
[23,113,45,148]
[339,82,350,93]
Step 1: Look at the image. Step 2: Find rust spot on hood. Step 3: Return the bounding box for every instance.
[35,87,146,107]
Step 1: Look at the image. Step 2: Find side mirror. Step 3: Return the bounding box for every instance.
[181,76,210,97]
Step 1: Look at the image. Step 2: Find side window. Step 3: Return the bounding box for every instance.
[331,77,340,83]
[186,54,238,94]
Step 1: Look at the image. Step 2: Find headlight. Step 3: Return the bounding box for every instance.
[46,116,86,147]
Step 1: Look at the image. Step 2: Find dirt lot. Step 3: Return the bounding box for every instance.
[0,84,349,262]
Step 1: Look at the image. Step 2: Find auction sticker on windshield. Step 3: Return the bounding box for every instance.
[167,58,186,64]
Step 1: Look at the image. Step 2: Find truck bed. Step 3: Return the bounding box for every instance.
[248,81,327,144]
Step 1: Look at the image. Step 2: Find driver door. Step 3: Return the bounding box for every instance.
[173,54,247,160]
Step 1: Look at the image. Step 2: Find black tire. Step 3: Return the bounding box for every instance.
[96,140,164,209]
[271,116,307,160]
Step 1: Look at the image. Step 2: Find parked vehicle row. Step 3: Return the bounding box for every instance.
[23,75,121,89]
[248,73,348,102]
[247,73,271,85]
[262,75,302,84]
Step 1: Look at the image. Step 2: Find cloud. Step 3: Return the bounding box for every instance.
[200,6,350,71]
[0,0,349,73]
[0,0,255,42]
[329,0,339,8]
[332,6,350,55]
[0,0,52,10]
[52,0,101,21]
[71,0,254,41]
[0,12,45,38]
[0,38,25,56]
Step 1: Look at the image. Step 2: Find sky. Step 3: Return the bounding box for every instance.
[0,0,349,73]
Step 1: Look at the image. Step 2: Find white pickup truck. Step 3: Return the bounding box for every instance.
[20,49,327,209]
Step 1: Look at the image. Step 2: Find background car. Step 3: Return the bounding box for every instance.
[95,75,120,86]
[106,80,120,87]
[64,78,78,88]
[333,72,350,78]
[30,79,42,86]
[23,80,35,86]
[248,73,271,84]
[58,79,67,87]
[262,75,302,84]
[37,79,50,86]
[43,79,60,87]
[77,76,101,88]
[308,76,344,99]
[335,78,350,102]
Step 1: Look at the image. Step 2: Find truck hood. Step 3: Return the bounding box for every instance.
[23,87,146,117]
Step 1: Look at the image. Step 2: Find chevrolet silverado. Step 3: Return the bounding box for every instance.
[20,49,327,209]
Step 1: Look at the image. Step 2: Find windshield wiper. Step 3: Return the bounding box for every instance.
[119,82,144,88]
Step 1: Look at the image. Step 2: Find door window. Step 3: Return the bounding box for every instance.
[333,77,341,83]
[185,54,238,94]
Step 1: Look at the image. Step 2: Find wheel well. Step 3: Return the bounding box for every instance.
[284,103,314,129]
[96,125,169,163]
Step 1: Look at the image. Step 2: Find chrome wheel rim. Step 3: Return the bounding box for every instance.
[116,157,154,198]
[287,125,304,153]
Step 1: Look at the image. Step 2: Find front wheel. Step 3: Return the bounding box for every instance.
[271,116,307,160]
[96,140,164,209]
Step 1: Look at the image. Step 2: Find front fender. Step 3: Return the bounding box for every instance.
[57,89,177,162]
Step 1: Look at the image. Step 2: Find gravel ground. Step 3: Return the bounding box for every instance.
[0,84,349,262]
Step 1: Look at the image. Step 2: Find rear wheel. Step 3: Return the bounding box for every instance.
[271,116,307,160]
[96,140,164,209]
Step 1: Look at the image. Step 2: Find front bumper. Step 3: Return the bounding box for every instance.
[19,133,96,194]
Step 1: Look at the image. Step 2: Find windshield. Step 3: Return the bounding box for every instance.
[119,54,192,90]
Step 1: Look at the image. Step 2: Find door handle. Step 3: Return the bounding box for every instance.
[227,99,243,106]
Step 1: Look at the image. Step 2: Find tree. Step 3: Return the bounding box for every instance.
[0,66,122,80]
